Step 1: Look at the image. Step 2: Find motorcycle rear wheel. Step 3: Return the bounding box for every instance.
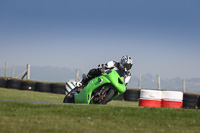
[63,87,80,103]
[63,94,74,103]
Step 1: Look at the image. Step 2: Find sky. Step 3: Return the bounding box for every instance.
[0,0,200,79]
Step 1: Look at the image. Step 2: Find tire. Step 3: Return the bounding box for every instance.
[183,94,198,102]
[51,84,65,94]
[197,96,200,108]
[63,87,79,103]
[183,97,197,103]
[183,101,197,109]
[0,78,6,88]
[35,83,51,92]
[124,89,140,101]
[63,95,68,103]
[183,93,198,109]
[63,94,75,103]
[114,93,124,100]
[100,88,115,104]
[20,81,36,91]
[6,79,21,89]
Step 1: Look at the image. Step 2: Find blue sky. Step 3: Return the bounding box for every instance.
[0,0,200,79]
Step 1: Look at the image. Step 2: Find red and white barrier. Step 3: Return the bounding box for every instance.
[139,99,161,108]
[140,89,162,100]
[161,91,183,109]
[161,100,183,109]
[139,90,183,109]
[139,90,162,108]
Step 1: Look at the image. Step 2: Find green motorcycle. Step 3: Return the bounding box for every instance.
[63,69,126,104]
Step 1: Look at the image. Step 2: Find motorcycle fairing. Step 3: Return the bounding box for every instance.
[74,70,126,104]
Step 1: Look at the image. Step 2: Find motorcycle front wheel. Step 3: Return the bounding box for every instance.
[100,88,115,104]
[91,86,115,104]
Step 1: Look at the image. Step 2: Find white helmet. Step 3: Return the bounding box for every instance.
[119,55,133,71]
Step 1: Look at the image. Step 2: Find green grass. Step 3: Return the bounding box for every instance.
[0,87,64,103]
[0,87,138,106]
[1,88,200,133]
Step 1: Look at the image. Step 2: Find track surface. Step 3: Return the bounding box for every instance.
[0,99,77,105]
[0,99,138,108]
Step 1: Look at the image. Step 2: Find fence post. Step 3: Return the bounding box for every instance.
[138,73,141,89]
[158,74,160,90]
[27,64,30,80]
[75,69,80,82]
[183,79,186,93]
[5,62,8,77]
[12,64,15,78]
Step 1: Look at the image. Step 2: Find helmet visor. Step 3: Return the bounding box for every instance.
[124,63,132,70]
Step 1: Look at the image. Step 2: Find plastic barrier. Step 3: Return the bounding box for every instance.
[161,91,183,109]
[139,99,161,108]
[139,90,162,108]
[161,100,182,109]
[140,89,162,100]
[162,91,183,101]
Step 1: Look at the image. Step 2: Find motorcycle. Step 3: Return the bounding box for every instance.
[63,69,126,104]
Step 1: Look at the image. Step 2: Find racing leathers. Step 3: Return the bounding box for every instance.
[79,61,131,87]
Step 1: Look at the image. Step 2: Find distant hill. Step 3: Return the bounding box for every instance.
[130,73,200,94]
[0,66,79,82]
[1,66,200,94]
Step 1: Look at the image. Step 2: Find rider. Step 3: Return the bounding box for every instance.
[76,55,133,88]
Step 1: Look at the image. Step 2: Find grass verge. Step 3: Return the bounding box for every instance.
[1,88,200,133]
[0,87,64,103]
[1,101,200,133]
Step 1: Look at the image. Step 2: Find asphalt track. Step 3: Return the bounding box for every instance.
[0,99,138,108]
[0,99,78,105]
